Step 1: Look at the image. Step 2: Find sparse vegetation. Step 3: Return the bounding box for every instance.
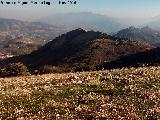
[0,66,160,119]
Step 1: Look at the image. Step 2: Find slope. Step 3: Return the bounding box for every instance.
[0,28,152,72]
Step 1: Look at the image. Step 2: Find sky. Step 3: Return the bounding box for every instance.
[0,0,160,21]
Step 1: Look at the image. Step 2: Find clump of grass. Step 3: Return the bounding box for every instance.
[55,87,77,100]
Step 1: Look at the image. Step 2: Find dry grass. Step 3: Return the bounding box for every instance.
[0,66,160,119]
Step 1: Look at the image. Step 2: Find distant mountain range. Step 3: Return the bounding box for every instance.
[0,29,152,72]
[38,12,123,33]
[115,26,160,46]
[2,12,160,34]
[0,18,69,40]
[37,12,160,33]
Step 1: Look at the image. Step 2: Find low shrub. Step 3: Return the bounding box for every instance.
[0,62,30,78]
[38,65,64,74]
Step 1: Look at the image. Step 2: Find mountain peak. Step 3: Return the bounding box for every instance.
[60,28,87,40]
[115,26,160,46]
[70,28,87,33]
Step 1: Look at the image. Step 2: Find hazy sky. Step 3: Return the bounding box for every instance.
[0,0,160,21]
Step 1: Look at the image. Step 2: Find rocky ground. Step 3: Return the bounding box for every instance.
[0,67,160,119]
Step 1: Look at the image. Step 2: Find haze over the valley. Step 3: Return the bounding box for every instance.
[1,0,160,25]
